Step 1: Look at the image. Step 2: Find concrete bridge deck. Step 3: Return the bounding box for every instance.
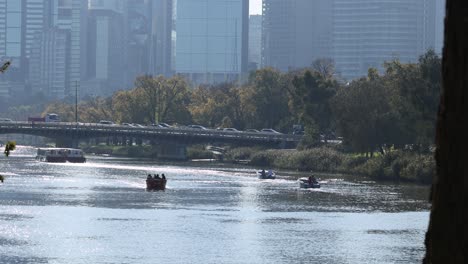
[0,121,302,147]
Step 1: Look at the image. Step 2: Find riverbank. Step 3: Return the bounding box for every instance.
[80,144,434,185]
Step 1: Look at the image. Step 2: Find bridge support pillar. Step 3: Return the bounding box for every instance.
[156,141,187,160]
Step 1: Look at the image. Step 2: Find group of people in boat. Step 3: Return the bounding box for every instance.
[147,174,166,180]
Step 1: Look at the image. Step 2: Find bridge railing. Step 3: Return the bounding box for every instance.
[0,121,302,143]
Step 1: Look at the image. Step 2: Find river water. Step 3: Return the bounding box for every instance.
[0,146,430,264]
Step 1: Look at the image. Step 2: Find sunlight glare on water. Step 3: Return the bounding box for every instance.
[0,146,430,264]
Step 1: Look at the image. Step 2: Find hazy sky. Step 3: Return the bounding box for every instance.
[250,0,262,15]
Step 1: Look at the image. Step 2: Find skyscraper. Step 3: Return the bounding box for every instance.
[333,0,438,80]
[122,0,173,87]
[262,0,333,72]
[248,14,262,70]
[175,0,249,84]
[26,0,87,99]
[29,27,68,98]
[54,0,88,95]
[86,2,125,96]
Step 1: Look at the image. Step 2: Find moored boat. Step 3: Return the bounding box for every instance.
[36,148,86,163]
[146,178,167,191]
[298,177,321,189]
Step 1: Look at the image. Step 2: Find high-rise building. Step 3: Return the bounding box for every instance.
[0,0,51,97]
[53,0,88,95]
[29,27,68,98]
[262,0,333,72]
[122,0,173,87]
[0,0,23,63]
[248,14,262,70]
[175,0,249,84]
[86,5,125,96]
[26,0,87,99]
[333,0,438,80]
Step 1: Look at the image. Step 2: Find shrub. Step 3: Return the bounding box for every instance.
[225,147,261,161]
[187,146,214,159]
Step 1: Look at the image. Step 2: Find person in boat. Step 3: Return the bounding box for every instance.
[308,176,318,185]
[162,174,166,180]
[267,170,273,178]
[261,169,266,178]
[147,174,152,180]
[154,174,161,179]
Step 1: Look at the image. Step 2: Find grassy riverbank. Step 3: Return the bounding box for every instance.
[81,144,434,184]
[228,147,434,184]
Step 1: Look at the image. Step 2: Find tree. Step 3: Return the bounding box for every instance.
[4,141,16,157]
[383,51,441,151]
[1,141,16,183]
[134,75,191,124]
[289,70,338,147]
[189,83,244,128]
[424,1,466,262]
[311,58,336,78]
[332,69,398,155]
[239,68,290,130]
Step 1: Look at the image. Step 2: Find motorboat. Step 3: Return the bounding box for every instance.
[257,170,276,179]
[36,148,86,163]
[298,177,321,188]
[146,177,167,191]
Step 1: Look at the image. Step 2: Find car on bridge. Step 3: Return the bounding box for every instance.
[0,118,13,122]
[261,128,282,134]
[99,120,115,125]
[245,129,260,133]
[188,125,208,130]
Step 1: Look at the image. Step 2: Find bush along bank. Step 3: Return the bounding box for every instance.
[238,147,434,185]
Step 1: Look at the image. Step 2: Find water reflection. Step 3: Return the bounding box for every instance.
[0,146,430,263]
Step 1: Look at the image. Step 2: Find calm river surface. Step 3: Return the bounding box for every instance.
[0,146,430,264]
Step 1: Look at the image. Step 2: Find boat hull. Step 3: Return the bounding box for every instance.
[299,182,321,189]
[146,179,167,191]
[257,171,276,179]
[66,157,86,163]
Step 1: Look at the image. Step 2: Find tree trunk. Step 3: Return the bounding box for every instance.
[424,1,467,263]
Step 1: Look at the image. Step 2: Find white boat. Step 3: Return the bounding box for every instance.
[298,177,321,188]
[257,170,276,179]
[36,148,86,163]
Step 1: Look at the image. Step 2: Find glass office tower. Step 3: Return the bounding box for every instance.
[175,0,248,84]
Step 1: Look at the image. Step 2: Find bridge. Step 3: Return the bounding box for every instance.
[0,122,302,159]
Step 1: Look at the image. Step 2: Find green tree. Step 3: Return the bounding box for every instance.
[289,70,338,147]
[332,69,397,155]
[3,141,16,157]
[239,68,290,130]
[134,75,191,124]
[190,83,243,128]
[384,51,441,151]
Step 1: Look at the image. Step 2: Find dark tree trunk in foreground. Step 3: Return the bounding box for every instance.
[424,1,467,263]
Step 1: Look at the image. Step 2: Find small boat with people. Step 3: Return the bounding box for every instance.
[257,169,276,179]
[146,174,167,191]
[298,176,321,189]
[36,148,86,163]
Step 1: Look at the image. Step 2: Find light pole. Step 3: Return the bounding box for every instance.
[75,81,79,124]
